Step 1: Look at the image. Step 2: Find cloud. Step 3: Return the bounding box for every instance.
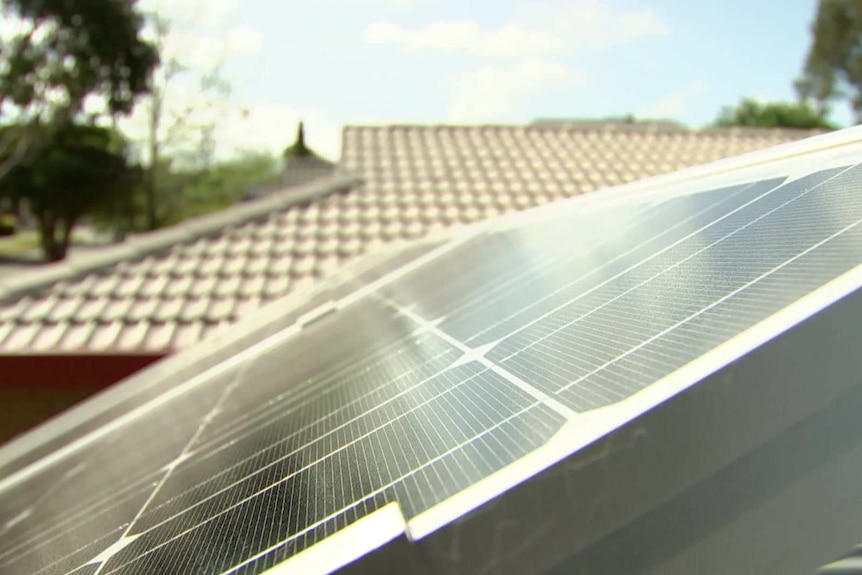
[447,59,582,122]
[364,0,666,124]
[114,0,265,162]
[139,0,238,29]
[139,0,262,69]
[363,0,667,58]
[640,81,708,119]
[364,20,564,58]
[117,92,342,162]
[226,26,264,55]
[518,0,668,51]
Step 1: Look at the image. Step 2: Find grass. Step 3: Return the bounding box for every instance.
[0,229,39,258]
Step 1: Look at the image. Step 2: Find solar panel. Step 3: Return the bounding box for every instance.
[3,129,862,575]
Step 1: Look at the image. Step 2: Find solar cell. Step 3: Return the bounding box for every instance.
[3,130,862,575]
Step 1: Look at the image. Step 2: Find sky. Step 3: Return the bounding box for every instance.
[134,0,840,161]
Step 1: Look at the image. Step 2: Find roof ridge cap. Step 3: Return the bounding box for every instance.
[699,125,832,137]
[342,123,831,139]
[0,172,362,303]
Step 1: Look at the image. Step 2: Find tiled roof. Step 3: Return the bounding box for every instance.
[282,153,337,188]
[0,123,821,352]
[241,154,337,201]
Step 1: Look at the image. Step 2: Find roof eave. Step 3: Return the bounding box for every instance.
[0,172,363,303]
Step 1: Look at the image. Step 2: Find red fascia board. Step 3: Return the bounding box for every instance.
[0,352,169,388]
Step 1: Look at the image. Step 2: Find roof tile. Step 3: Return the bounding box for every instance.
[101,298,134,322]
[171,321,205,349]
[205,298,236,322]
[237,276,266,298]
[3,323,39,351]
[29,322,67,350]
[45,297,84,323]
[144,322,176,350]
[116,321,149,350]
[57,322,95,351]
[88,322,124,350]
[178,298,211,322]
[126,298,159,322]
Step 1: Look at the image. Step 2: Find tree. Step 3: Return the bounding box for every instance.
[0,123,140,261]
[157,150,280,225]
[797,0,862,122]
[715,98,837,130]
[0,0,158,177]
[129,11,232,230]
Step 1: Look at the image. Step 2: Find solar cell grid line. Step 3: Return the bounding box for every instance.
[402,201,662,328]
[0,366,240,575]
[0,345,243,491]
[0,473,158,572]
[0,461,87,554]
[1,438,148,534]
[81,351,254,575]
[128,361,487,537]
[555,220,860,398]
[472,179,792,336]
[5,272,399,493]
[66,320,486,572]
[374,294,577,420]
[376,203,647,324]
[97,372,562,575]
[0,456,87,535]
[192,328,459,452]
[372,178,804,412]
[555,212,862,410]
[137,335,465,525]
[411,177,786,347]
[494,164,862,410]
[448,185,781,345]
[489,166,851,364]
[210,404,563,575]
[199,307,401,421]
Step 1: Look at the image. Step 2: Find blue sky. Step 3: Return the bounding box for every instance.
[142,0,837,160]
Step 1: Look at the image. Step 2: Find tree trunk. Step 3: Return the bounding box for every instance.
[56,218,74,261]
[38,214,59,262]
[145,90,163,231]
[35,210,71,262]
[144,168,158,231]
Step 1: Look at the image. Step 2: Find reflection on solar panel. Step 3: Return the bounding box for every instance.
[3,128,862,575]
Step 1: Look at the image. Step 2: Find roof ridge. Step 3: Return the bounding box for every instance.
[699,125,831,137]
[342,123,831,136]
[0,172,362,303]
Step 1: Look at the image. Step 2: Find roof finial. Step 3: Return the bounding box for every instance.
[296,120,306,149]
[285,120,311,157]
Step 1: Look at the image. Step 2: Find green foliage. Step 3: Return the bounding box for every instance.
[116,151,280,229]
[715,98,837,130]
[0,122,140,261]
[797,0,862,121]
[0,212,16,236]
[158,151,280,225]
[0,0,158,119]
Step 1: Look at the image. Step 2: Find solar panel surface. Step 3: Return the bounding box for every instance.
[3,129,862,575]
